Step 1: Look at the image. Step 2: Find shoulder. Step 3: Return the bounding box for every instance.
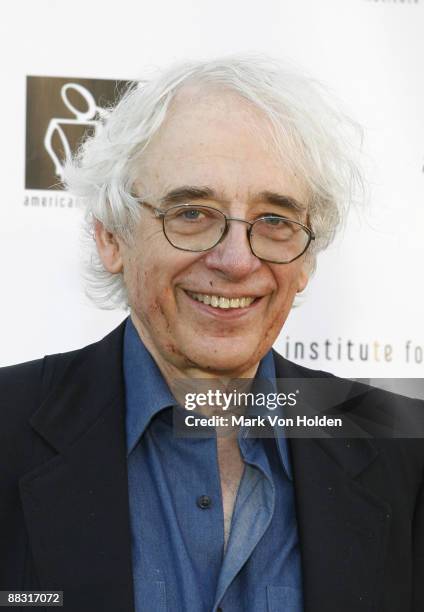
[272,349,421,410]
[0,319,127,427]
[0,319,128,399]
[0,348,82,437]
[272,349,424,469]
[0,357,45,396]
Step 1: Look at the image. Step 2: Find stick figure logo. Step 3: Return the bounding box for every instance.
[25,76,129,191]
[44,83,107,182]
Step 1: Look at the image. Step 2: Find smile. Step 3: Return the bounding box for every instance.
[186,291,256,309]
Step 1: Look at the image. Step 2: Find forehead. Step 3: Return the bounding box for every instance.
[135,84,308,204]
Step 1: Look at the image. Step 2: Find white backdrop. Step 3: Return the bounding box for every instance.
[0,0,423,377]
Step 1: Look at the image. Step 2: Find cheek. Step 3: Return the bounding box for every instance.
[265,270,301,325]
[126,263,149,319]
[132,258,176,323]
[273,262,306,299]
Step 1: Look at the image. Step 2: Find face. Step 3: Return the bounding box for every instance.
[101,87,310,378]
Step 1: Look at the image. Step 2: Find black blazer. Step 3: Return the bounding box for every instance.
[1,319,423,612]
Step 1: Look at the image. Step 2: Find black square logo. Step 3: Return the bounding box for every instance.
[25,76,130,190]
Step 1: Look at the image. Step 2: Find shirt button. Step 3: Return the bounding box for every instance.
[197,495,212,509]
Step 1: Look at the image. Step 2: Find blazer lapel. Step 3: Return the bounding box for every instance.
[274,353,391,612]
[19,320,135,612]
[290,437,390,612]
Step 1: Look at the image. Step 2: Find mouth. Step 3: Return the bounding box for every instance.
[185,290,259,311]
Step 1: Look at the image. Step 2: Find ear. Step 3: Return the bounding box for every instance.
[296,263,310,294]
[94,219,123,274]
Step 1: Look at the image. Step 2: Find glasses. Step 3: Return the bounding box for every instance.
[141,202,315,264]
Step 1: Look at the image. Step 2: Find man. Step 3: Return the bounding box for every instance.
[1,56,423,612]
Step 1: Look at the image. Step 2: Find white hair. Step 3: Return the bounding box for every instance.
[64,54,364,309]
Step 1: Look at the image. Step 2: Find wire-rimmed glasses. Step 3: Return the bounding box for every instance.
[141,202,315,264]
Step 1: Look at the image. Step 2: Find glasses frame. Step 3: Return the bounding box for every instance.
[141,201,315,264]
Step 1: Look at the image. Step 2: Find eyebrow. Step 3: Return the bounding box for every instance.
[256,191,306,213]
[159,185,305,212]
[159,186,216,207]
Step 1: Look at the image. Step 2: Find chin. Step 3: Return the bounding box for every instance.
[183,341,260,375]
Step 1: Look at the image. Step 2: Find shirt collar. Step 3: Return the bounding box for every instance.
[124,316,176,455]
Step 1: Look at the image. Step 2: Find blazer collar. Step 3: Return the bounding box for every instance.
[20,319,135,612]
[273,351,390,612]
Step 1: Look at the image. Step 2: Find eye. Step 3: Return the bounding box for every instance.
[182,208,203,220]
[174,207,206,221]
[261,215,290,226]
[254,215,298,242]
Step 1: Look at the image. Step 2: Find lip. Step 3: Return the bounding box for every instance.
[182,289,264,319]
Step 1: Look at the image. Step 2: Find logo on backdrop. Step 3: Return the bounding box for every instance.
[25,76,130,203]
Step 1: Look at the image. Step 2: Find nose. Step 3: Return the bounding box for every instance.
[203,218,262,280]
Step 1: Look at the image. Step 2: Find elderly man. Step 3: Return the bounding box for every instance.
[1,56,423,612]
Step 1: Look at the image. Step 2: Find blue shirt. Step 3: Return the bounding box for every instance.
[124,316,303,612]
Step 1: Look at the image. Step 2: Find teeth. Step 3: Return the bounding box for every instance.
[188,292,255,309]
